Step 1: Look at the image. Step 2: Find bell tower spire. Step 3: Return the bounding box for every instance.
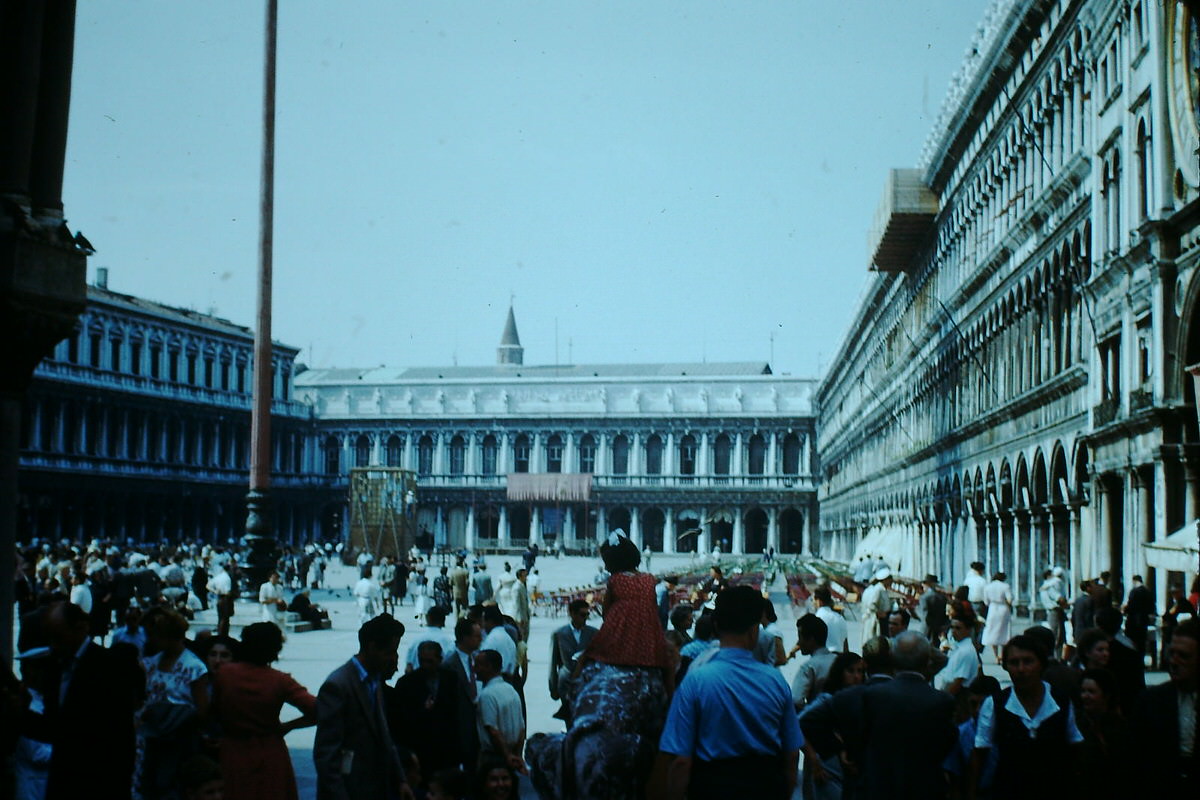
[497,303,524,365]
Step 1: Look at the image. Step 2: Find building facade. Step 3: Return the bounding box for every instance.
[17,271,337,545]
[297,310,819,556]
[819,0,1200,612]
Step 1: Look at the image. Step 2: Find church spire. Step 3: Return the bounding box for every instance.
[497,304,524,365]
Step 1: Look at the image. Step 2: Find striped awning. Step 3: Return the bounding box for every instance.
[506,472,593,502]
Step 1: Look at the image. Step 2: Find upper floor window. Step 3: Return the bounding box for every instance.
[450,435,466,475]
[747,434,766,475]
[481,435,497,474]
[386,434,404,467]
[418,435,434,476]
[578,434,596,473]
[611,435,629,475]
[1136,317,1152,386]
[782,433,802,475]
[220,360,231,391]
[546,434,563,473]
[67,332,79,363]
[355,434,370,468]
[186,353,198,385]
[644,434,663,475]
[89,332,102,368]
[204,357,214,388]
[323,436,340,475]
[169,349,180,382]
[513,435,530,473]
[1099,335,1121,401]
[679,434,697,475]
[713,433,731,475]
[129,341,142,375]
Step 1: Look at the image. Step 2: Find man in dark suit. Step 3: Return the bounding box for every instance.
[40,601,144,800]
[1135,618,1199,792]
[443,616,483,768]
[314,614,414,800]
[858,632,957,799]
[1095,606,1145,712]
[1122,574,1155,659]
[549,598,598,720]
[387,640,471,774]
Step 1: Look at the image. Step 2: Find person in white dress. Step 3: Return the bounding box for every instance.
[353,565,381,625]
[258,571,286,630]
[495,563,518,616]
[981,571,1013,660]
[410,565,429,620]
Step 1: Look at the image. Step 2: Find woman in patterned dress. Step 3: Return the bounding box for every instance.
[135,608,209,800]
[527,531,674,799]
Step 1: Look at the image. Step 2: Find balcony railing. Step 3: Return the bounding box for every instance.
[412,472,814,491]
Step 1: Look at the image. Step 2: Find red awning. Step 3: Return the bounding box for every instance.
[506,473,593,502]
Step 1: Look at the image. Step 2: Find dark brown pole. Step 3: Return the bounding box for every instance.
[245,0,278,587]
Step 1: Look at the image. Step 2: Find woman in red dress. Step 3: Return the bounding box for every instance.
[527,531,674,799]
[213,622,316,800]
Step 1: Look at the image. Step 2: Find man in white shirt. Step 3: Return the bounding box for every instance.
[813,586,848,652]
[475,649,525,772]
[259,570,286,629]
[964,562,987,612]
[791,614,836,710]
[354,566,382,625]
[207,565,235,637]
[480,605,517,677]
[403,605,457,673]
[934,616,980,695]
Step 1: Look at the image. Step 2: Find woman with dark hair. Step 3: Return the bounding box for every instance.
[527,530,674,799]
[476,757,519,800]
[136,609,209,800]
[1076,668,1131,794]
[796,651,865,800]
[212,622,317,800]
[1073,628,1111,673]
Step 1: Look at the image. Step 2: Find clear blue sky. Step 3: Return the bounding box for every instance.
[64,1,986,377]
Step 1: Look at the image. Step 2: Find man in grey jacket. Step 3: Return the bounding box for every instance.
[314,614,414,800]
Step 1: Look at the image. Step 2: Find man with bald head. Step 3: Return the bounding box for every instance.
[39,601,143,799]
[859,631,956,798]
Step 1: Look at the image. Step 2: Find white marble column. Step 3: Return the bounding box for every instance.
[630,432,642,475]
[699,508,711,553]
[733,432,744,477]
[767,507,780,552]
[466,505,476,551]
[499,506,510,547]
[698,432,710,477]
[595,506,606,542]
[662,508,675,554]
[732,510,745,554]
[564,507,576,548]
[433,432,447,475]
[530,432,542,473]
[370,433,382,466]
[594,433,607,475]
[465,432,477,475]
[564,433,576,473]
[766,433,777,475]
[531,506,542,546]
[629,508,641,549]
[663,432,674,478]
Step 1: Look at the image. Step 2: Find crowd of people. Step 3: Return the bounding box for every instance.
[5,534,1198,799]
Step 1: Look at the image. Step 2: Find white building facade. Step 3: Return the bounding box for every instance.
[297,312,818,556]
[818,0,1200,612]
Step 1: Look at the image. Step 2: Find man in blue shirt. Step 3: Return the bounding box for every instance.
[659,585,804,799]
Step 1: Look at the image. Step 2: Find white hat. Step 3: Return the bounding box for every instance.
[1051,566,1064,577]
[874,568,892,581]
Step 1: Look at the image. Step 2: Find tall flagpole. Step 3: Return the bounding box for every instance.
[245,0,278,587]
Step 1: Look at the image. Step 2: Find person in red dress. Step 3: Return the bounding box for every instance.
[212,622,317,800]
[527,530,674,799]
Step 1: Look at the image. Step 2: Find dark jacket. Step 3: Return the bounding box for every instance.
[386,666,470,774]
[1134,681,1200,793]
[859,672,957,799]
[44,641,144,800]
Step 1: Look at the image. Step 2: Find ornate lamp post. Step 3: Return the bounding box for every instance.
[244,0,279,588]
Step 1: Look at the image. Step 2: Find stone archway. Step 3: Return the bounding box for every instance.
[641,508,665,552]
[744,508,768,554]
[779,507,805,553]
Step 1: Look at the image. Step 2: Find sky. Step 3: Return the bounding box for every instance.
[64,1,988,378]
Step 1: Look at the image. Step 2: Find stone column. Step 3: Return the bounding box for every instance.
[732,510,745,555]
[465,505,476,551]
[766,432,777,475]
[465,432,476,475]
[805,500,817,556]
[663,431,674,479]
[594,433,607,475]
[630,432,641,475]
[563,506,576,548]
[698,431,710,477]
[564,432,576,473]
[767,507,780,552]
[530,432,542,473]
[531,506,542,546]
[498,505,510,548]
[594,505,605,544]
[629,508,641,549]
[1185,461,1199,526]
[662,507,675,554]
[699,508,711,553]
[733,431,744,476]
[433,432,446,475]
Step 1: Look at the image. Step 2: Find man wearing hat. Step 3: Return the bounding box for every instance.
[859,569,893,644]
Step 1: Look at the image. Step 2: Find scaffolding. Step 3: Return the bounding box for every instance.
[348,468,417,559]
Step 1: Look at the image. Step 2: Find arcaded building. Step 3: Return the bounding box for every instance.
[297,308,819,555]
[818,0,1200,611]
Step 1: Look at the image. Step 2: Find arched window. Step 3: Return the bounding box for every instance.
[481,435,497,474]
[513,435,530,473]
[611,435,629,475]
[782,433,802,475]
[1135,119,1149,221]
[450,435,466,475]
[713,433,732,475]
[418,435,434,476]
[747,434,766,475]
[578,434,596,473]
[546,434,563,473]
[323,436,340,475]
[354,434,370,468]
[679,434,697,475]
[644,434,663,475]
[386,435,403,467]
